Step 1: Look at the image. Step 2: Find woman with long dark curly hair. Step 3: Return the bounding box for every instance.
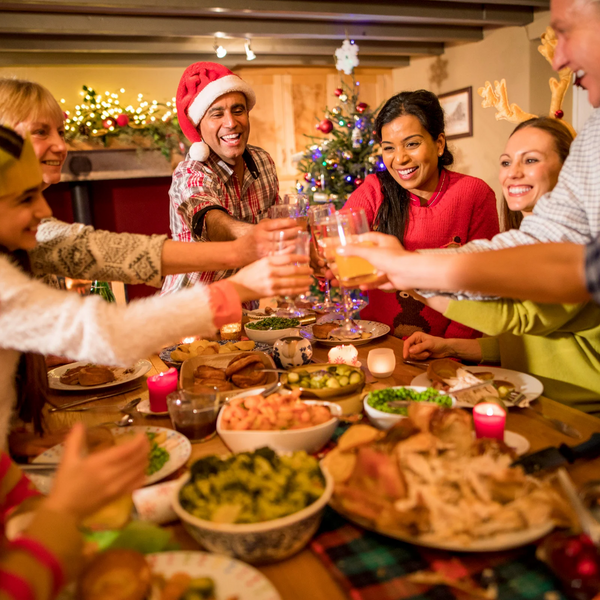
[343,89,499,339]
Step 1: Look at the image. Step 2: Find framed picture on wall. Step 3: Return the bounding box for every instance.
[438,87,473,140]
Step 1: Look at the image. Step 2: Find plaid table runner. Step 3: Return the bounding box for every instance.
[312,425,566,600]
[310,508,566,600]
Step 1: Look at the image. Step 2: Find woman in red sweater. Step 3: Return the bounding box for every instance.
[344,90,499,338]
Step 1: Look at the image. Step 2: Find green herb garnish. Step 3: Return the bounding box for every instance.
[246,317,300,331]
[367,387,451,416]
[145,432,169,476]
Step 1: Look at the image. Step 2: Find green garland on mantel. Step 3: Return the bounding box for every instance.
[63,85,188,160]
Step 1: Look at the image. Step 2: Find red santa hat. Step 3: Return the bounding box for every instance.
[176,62,256,162]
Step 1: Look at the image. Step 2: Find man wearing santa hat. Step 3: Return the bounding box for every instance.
[162,62,294,295]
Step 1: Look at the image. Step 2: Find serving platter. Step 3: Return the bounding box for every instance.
[146,551,281,600]
[48,359,152,391]
[328,497,554,552]
[300,320,390,347]
[411,365,544,407]
[29,426,191,493]
[160,341,272,369]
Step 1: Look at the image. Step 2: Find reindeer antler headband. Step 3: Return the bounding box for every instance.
[478,27,575,135]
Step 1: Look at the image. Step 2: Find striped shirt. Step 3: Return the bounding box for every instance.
[162,145,279,295]
[421,108,600,299]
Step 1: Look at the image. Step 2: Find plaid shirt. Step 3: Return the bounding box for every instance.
[421,108,600,299]
[161,145,279,295]
[586,236,600,305]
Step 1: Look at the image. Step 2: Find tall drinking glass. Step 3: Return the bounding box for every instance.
[325,209,378,338]
[272,230,311,318]
[308,204,339,314]
[280,193,309,231]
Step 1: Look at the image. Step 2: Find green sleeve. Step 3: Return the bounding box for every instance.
[444,298,589,337]
[477,336,501,364]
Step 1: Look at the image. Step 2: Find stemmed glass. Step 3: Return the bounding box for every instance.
[271,229,311,319]
[323,208,378,338]
[308,203,339,314]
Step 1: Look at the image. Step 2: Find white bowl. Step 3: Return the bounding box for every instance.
[363,386,454,430]
[172,467,334,563]
[244,322,300,345]
[217,399,341,454]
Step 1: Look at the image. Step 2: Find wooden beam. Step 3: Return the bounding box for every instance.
[0,52,411,69]
[0,12,484,42]
[0,1,536,27]
[0,34,444,57]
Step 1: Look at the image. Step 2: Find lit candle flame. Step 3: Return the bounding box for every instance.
[182,337,196,344]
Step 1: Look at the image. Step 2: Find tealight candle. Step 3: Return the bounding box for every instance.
[328,344,359,366]
[220,321,242,341]
[147,367,178,413]
[473,402,506,440]
[367,348,396,378]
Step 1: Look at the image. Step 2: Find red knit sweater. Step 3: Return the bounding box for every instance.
[344,169,500,339]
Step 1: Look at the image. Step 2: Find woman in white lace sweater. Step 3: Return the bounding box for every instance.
[0,126,312,447]
[0,78,296,288]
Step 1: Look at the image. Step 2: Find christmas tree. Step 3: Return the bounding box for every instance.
[296,78,385,207]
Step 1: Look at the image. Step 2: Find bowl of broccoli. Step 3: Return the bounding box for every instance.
[364,386,454,430]
[172,448,334,564]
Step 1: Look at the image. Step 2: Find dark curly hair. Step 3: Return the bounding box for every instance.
[373,90,453,244]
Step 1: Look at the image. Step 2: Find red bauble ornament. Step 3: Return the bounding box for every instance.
[304,173,311,182]
[555,109,564,119]
[63,111,69,121]
[116,114,130,127]
[317,118,334,134]
[334,88,343,97]
[102,119,113,129]
[356,102,369,114]
[354,177,363,187]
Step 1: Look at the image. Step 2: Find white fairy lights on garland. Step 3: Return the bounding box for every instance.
[61,85,186,158]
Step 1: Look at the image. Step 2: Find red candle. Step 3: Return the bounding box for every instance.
[473,402,506,440]
[147,367,178,413]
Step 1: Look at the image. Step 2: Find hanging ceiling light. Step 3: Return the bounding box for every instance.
[214,37,227,59]
[244,39,256,61]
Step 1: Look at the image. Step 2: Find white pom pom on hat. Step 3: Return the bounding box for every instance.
[189,141,211,162]
[176,62,256,162]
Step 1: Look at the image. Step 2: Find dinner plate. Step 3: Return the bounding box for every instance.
[329,498,554,552]
[411,366,544,407]
[504,430,530,456]
[160,341,272,368]
[47,359,152,391]
[146,551,281,600]
[28,426,191,494]
[300,320,390,347]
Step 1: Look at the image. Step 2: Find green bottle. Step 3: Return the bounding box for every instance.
[89,280,116,303]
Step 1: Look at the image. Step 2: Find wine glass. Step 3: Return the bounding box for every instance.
[272,230,312,319]
[324,209,378,338]
[308,204,340,314]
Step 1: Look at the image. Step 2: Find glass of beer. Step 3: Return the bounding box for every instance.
[281,193,309,231]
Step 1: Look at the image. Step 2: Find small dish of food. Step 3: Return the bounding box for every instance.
[179,351,279,396]
[217,389,341,454]
[301,320,390,347]
[280,363,365,399]
[244,317,301,345]
[48,359,152,391]
[172,448,334,563]
[363,386,454,430]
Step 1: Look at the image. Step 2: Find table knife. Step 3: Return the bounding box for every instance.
[49,386,140,412]
[512,432,600,474]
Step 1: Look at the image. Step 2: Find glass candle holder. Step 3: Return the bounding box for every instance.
[473,401,506,440]
[220,322,242,341]
[147,367,178,413]
[328,344,359,366]
[367,348,396,378]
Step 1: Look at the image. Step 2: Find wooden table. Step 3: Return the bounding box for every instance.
[45,336,600,600]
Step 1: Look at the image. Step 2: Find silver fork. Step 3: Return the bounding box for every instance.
[508,391,582,439]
